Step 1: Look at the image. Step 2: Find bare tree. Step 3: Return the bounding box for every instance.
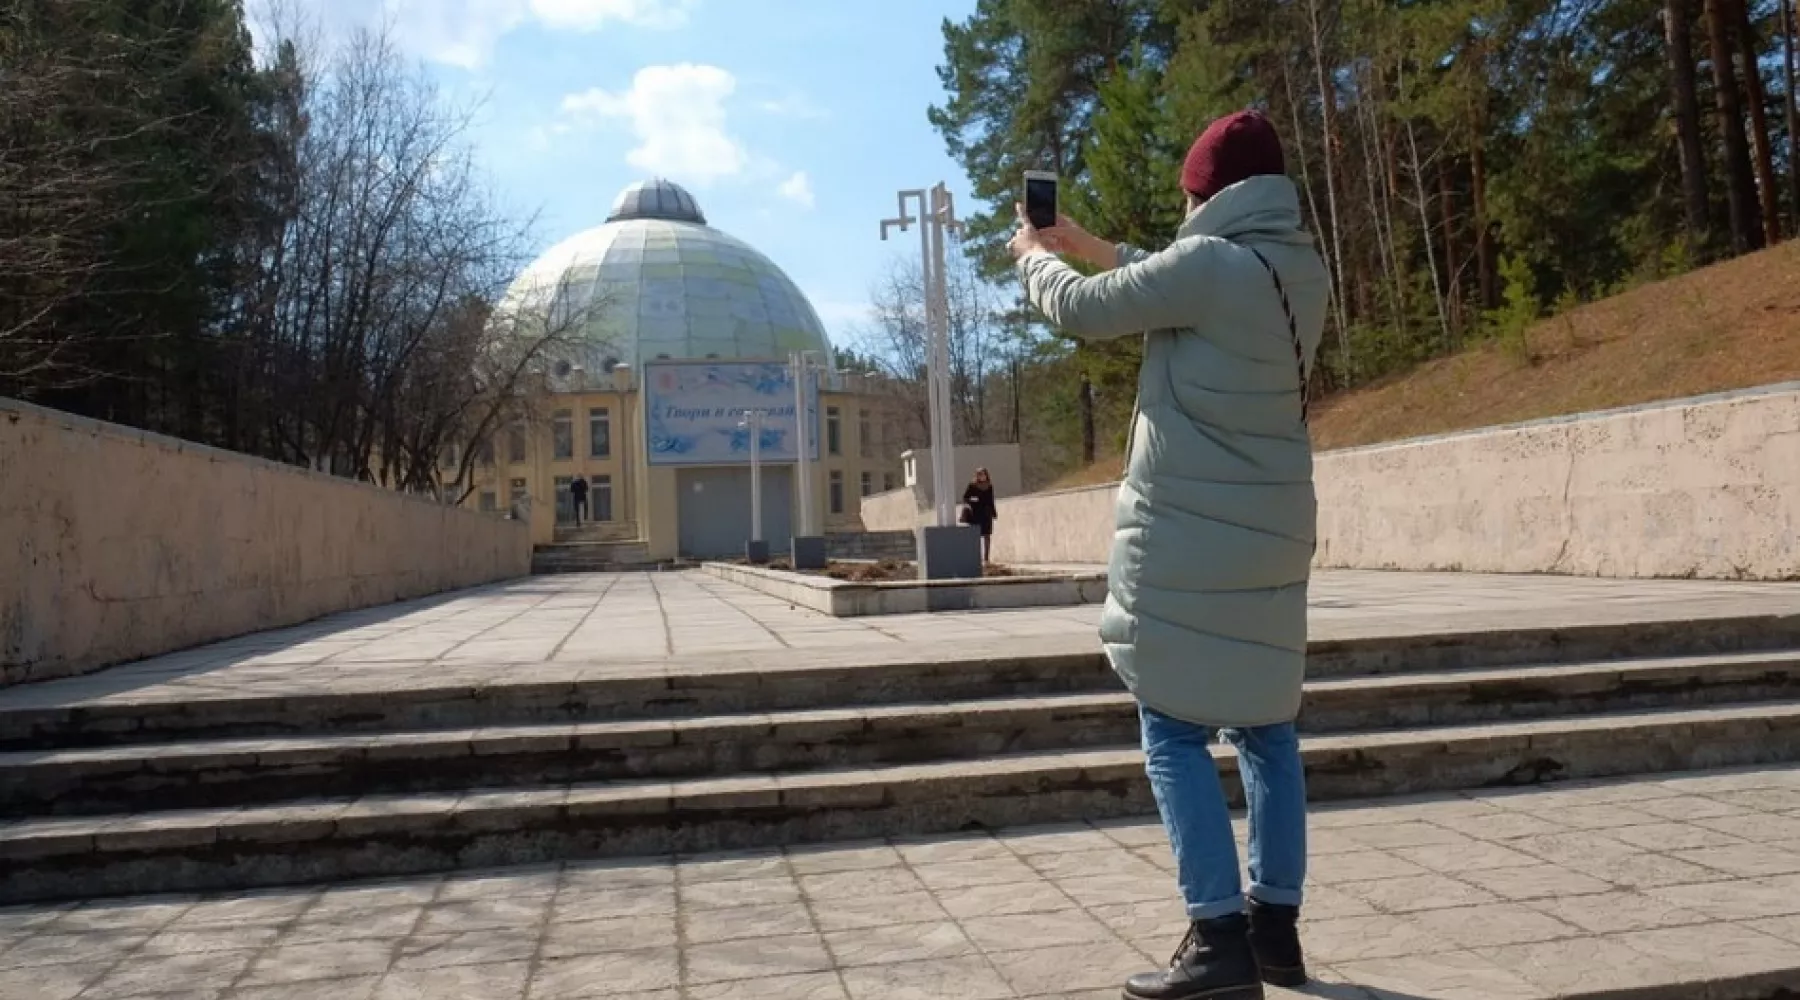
[231,23,587,494]
[854,251,1008,447]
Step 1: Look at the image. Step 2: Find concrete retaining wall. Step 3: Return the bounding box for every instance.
[981,385,1800,580]
[1,398,533,686]
[860,488,925,533]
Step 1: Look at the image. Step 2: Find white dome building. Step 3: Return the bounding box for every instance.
[468,180,899,563]
[498,179,834,377]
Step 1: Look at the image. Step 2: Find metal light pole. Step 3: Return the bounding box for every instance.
[739,408,768,564]
[788,351,827,568]
[881,183,979,578]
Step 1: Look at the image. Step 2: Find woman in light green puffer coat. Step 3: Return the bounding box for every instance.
[1009,110,1330,1000]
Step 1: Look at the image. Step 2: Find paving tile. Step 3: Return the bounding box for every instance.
[0,931,148,969]
[1336,822,1470,850]
[80,949,257,997]
[527,951,681,998]
[912,858,1041,892]
[1747,913,1800,944]
[1428,811,1564,841]
[960,909,1116,952]
[679,876,802,910]
[1310,851,1431,885]
[554,886,676,920]
[0,961,103,1000]
[1336,874,1500,913]
[242,939,398,984]
[1023,849,1161,882]
[560,861,676,891]
[1632,794,1755,821]
[1670,842,1800,877]
[1612,921,1798,983]
[1646,874,1800,920]
[825,921,978,966]
[1388,840,1539,874]
[1334,949,1542,1000]
[1479,935,1683,995]
[798,868,925,900]
[1407,902,1578,949]
[683,903,814,944]
[1528,889,1711,934]
[1606,820,1745,852]
[372,959,531,1000]
[1453,863,1614,901]
[786,842,904,875]
[416,897,549,934]
[891,835,1012,866]
[232,976,381,1000]
[1302,915,1452,964]
[838,955,1013,1000]
[687,972,847,1000]
[808,892,948,932]
[986,940,1150,996]
[1084,899,1186,948]
[684,933,834,986]
[281,905,424,943]
[677,851,791,884]
[395,928,541,969]
[1051,873,1173,909]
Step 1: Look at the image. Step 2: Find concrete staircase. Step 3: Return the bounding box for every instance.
[4,614,1800,903]
[531,525,656,573]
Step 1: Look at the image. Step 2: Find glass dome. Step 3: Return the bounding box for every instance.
[496,179,832,374]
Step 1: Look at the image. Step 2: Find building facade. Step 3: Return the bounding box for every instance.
[461,180,903,559]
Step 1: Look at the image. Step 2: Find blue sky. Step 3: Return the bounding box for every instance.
[250,0,981,348]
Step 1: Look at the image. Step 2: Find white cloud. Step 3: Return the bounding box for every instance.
[756,93,827,119]
[777,171,815,209]
[561,64,746,185]
[246,0,695,70]
[529,0,694,30]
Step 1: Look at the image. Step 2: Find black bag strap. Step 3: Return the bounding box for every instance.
[1244,246,1310,426]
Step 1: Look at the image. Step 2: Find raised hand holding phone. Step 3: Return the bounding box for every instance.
[1024,171,1058,229]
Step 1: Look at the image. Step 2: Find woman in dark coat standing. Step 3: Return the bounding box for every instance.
[961,468,998,563]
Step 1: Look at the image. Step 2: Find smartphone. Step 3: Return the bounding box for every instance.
[1024,171,1058,229]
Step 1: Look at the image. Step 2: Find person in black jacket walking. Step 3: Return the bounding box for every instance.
[960,468,998,563]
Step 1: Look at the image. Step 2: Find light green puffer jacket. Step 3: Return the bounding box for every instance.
[1018,175,1330,727]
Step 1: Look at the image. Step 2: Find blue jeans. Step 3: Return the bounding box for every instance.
[1140,706,1307,921]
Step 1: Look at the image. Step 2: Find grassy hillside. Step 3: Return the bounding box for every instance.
[1046,239,1800,490]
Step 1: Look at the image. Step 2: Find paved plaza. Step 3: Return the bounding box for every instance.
[6,568,1800,711]
[1,766,1798,1000]
[5,568,1800,998]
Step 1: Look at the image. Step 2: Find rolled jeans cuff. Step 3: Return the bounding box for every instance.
[1187,894,1246,921]
[1249,882,1303,908]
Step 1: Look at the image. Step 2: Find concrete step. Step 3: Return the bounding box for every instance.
[10,617,1800,749]
[10,652,1800,816]
[5,700,1799,903]
[531,541,656,575]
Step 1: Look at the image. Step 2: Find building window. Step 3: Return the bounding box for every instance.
[507,424,527,464]
[479,491,497,513]
[588,408,611,458]
[552,410,574,460]
[591,474,614,522]
[884,472,896,492]
[826,406,842,456]
[439,443,458,471]
[508,477,528,514]
[829,470,844,515]
[860,471,873,497]
[478,438,495,466]
[860,410,873,459]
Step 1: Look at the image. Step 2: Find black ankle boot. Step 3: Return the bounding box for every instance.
[1247,899,1307,987]
[1122,913,1264,999]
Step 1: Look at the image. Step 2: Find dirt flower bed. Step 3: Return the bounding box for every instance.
[741,558,1017,582]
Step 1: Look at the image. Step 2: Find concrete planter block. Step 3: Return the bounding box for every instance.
[792,536,827,570]
[917,525,983,581]
[745,540,770,565]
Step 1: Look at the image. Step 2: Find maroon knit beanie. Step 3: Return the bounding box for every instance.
[1180,109,1286,204]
